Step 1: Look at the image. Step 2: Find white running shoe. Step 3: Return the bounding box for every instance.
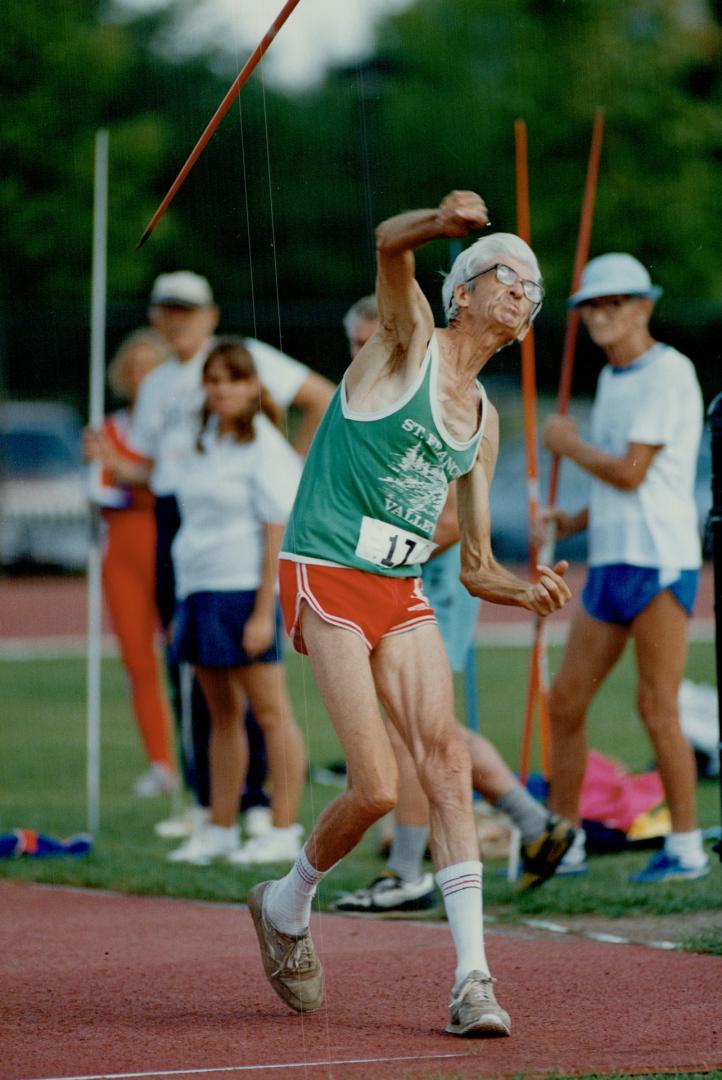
[167,823,240,865]
[154,805,210,840]
[133,763,179,798]
[243,805,273,838]
[331,871,437,916]
[227,824,303,865]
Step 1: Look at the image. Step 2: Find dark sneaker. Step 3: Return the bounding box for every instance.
[331,872,437,916]
[515,814,575,893]
[446,971,511,1037]
[628,851,710,884]
[247,881,324,1013]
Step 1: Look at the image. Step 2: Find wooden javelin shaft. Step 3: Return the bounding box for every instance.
[547,106,605,506]
[136,0,304,249]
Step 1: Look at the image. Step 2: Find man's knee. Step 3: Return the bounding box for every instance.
[549,677,585,732]
[417,728,470,800]
[637,683,680,737]
[351,780,397,823]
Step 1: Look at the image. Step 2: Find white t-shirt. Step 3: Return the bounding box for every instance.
[172,415,302,599]
[588,344,703,570]
[130,337,309,496]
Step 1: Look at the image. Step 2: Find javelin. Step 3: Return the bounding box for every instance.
[513,118,551,782]
[136,0,304,249]
[546,106,605,507]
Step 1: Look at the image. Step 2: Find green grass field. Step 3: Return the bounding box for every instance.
[1,642,720,933]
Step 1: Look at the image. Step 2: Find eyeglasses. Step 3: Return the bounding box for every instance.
[466,263,544,306]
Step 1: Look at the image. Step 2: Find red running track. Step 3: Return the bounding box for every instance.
[2,881,720,1080]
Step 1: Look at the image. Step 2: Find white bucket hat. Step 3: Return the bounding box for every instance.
[569,253,662,308]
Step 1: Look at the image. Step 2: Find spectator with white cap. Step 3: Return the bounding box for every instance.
[98,271,334,842]
[541,252,708,883]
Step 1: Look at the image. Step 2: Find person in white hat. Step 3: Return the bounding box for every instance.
[541,252,708,884]
[94,271,334,850]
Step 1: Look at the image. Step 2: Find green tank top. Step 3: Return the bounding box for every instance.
[281,333,487,577]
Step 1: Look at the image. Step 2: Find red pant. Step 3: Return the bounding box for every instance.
[102,509,174,769]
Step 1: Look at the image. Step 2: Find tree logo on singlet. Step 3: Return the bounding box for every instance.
[379,442,447,533]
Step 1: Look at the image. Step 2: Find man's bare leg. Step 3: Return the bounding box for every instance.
[548,607,627,826]
[628,591,706,877]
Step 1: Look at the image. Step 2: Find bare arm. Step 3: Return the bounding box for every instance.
[83,428,153,487]
[543,416,660,491]
[289,371,335,457]
[458,414,571,615]
[242,522,285,658]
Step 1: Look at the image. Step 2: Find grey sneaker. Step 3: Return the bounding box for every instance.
[247,881,324,1014]
[446,971,511,1037]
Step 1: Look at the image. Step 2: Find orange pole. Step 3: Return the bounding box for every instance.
[514,118,547,783]
[136,0,304,248]
[547,106,605,505]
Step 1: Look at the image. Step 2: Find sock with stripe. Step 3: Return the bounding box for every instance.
[263,847,329,935]
[435,860,489,986]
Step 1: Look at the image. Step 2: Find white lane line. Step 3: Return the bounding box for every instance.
[19,1053,468,1080]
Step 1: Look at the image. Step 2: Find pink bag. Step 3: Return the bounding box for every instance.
[579,750,664,833]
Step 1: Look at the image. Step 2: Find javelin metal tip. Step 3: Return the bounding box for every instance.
[136,226,152,251]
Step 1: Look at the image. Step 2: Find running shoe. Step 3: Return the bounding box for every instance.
[243,805,273,838]
[227,824,303,865]
[628,851,710,884]
[446,971,511,1037]
[552,826,589,877]
[247,880,324,1013]
[154,805,210,840]
[132,763,179,798]
[331,871,437,916]
[166,823,240,865]
[515,813,576,892]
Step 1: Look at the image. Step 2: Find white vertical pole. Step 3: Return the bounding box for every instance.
[86,129,109,835]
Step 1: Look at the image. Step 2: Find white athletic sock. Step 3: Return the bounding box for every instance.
[263,847,329,935]
[664,829,706,867]
[435,860,489,987]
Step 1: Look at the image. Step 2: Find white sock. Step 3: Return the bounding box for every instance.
[435,861,488,987]
[263,847,329,935]
[664,829,706,867]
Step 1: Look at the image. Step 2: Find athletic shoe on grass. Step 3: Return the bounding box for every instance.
[243,805,273,838]
[227,824,303,865]
[247,880,324,1013]
[166,823,239,865]
[628,851,710,884]
[552,826,588,877]
[331,871,437,916]
[446,971,511,1037]
[133,763,179,798]
[154,805,209,840]
[515,813,576,892]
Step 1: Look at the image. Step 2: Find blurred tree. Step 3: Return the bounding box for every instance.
[1,0,720,406]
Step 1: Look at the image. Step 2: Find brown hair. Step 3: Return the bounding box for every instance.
[108,328,169,400]
[197,336,282,449]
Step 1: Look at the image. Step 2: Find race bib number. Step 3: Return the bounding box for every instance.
[355,515,437,569]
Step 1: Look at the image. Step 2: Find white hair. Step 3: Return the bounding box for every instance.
[342,294,378,341]
[441,233,542,324]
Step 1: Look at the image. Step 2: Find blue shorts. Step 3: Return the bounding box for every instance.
[582,565,699,627]
[421,545,479,672]
[172,591,283,668]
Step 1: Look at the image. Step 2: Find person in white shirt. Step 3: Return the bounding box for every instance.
[542,252,708,884]
[110,271,333,841]
[167,337,307,865]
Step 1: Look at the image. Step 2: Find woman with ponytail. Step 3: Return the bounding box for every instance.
[168,337,307,866]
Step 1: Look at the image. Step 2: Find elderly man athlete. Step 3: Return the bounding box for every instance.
[248,191,571,1038]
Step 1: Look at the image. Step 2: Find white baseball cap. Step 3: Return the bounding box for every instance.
[149,271,214,309]
[569,253,662,308]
